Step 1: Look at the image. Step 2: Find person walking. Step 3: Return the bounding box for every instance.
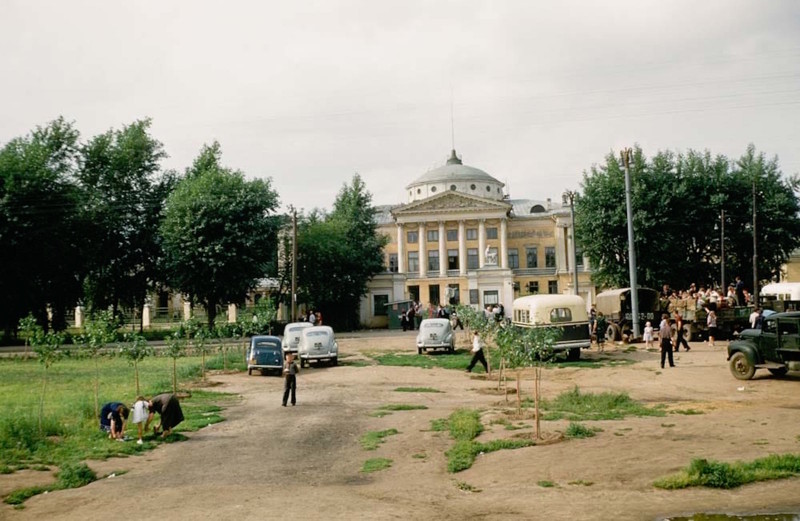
[673,312,690,352]
[659,313,675,368]
[594,312,608,353]
[466,331,488,373]
[707,308,718,347]
[282,353,299,406]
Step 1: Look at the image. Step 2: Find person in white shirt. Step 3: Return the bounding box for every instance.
[466,331,488,373]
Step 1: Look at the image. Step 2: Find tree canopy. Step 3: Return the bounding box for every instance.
[293,174,388,330]
[575,145,800,292]
[160,143,280,329]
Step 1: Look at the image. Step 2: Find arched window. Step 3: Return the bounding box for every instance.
[530,205,546,213]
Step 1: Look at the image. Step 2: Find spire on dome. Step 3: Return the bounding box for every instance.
[446,149,462,165]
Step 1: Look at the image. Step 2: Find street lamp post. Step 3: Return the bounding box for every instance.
[563,190,580,296]
[621,148,640,340]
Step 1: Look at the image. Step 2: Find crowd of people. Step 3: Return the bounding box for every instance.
[659,276,753,314]
[99,393,185,444]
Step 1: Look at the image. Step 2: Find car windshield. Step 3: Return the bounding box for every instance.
[255,342,279,349]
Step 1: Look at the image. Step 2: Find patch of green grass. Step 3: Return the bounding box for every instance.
[361,457,392,473]
[654,454,800,489]
[3,462,96,505]
[339,359,370,367]
[360,429,399,450]
[537,480,556,487]
[443,409,536,472]
[371,351,498,373]
[454,480,481,492]
[537,386,666,421]
[552,358,637,369]
[564,422,601,439]
[505,422,529,431]
[672,408,704,415]
[753,439,770,446]
[430,418,448,432]
[377,404,429,411]
[568,480,594,486]
[394,387,442,393]
[3,486,50,505]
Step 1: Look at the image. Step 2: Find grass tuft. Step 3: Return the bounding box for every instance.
[537,386,666,421]
[564,422,601,439]
[454,480,481,492]
[361,458,392,473]
[377,404,429,411]
[654,454,800,489]
[394,387,442,393]
[360,429,399,450]
[537,480,556,487]
[672,408,704,415]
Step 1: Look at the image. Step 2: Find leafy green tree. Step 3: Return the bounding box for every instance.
[576,145,800,291]
[78,119,174,325]
[120,333,153,396]
[78,310,119,418]
[165,330,187,393]
[0,118,86,335]
[160,143,280,329]
[20,315,65,431]
[293,175,388,330]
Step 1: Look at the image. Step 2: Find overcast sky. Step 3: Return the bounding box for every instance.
[2,1,799,212]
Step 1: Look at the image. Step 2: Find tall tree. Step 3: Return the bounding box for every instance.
[294,175,388,330]
[78,119,172,325]
[0,118,85,335]
[160,143,280,329]
[575,145,800,291]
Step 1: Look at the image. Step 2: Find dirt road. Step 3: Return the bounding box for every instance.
[3,331,800,520]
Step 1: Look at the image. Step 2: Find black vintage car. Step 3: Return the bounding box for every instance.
[727,311,800,380]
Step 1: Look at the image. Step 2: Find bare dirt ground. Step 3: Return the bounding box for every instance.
[3,330,800,521]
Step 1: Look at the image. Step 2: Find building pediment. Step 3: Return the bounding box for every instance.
[392,192,511,220]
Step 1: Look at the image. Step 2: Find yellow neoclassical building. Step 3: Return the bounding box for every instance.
[361,150,597,327]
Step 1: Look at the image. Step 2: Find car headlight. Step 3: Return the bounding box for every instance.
[249,358,256,364]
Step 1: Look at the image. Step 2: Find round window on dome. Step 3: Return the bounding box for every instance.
[470,184,476,190]
[431,186,437,193]
[486,185,491,192]
[450,184,456,191]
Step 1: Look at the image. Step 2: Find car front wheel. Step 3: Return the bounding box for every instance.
[729,352,756,380]
[331,357,338,366]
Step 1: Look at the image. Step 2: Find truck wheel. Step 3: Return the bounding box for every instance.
[729,352,756,380]
[605,323,620,342]
[768,366,788,377]
[567,348,580,361]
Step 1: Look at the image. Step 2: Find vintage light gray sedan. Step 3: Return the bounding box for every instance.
[416,318,455,354]
[282,322,313,356]
[297,326,338,368]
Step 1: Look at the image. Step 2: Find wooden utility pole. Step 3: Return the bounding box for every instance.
[291,206,298,322]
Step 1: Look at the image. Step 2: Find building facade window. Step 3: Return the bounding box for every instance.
[388,253,398,273]
[427,250,439,271]
[486,227,498,239]
[408,285,419,302]
[407,230,418,244]
[408,251,419,272]
[508,248,519,269]
[548,280,558,294]
[447,249,459,270]
[576,247,584,267]
[467,248,479,269]
[448,284,460,305]
[469,289,479,304]
[483,290,499,305]
[373,294,388,316]
[545,247,556,268]
[466,228,478,240]
[429,284,440,306]
[526,247,538,268]
[527,281,539,294]
[446,229,458,241]
[427,229,438,242]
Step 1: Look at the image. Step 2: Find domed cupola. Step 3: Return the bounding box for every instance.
[405,150,505,203]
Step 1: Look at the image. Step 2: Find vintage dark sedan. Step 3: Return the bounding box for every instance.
[727,311,800,380]
[247,336,284,376]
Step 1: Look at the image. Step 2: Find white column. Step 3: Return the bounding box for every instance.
[478,219,486,268]
[458,220,467,275]
[418,222,427,278]
[396,224,405,274]
[183,298,192,320]
[500,218,508,269]
[228,303,238,323]
[438,221,446,277]
[74,306,84,329]
[143,304,152,329]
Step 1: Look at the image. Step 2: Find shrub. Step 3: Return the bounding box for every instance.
[56,462,96,489]
[565,422,600,439]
